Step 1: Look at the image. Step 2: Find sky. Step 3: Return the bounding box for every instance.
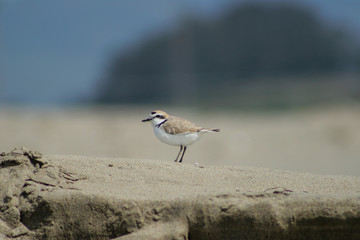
[1,0,360,106]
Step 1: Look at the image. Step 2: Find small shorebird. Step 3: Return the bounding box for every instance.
[142,110,220,163]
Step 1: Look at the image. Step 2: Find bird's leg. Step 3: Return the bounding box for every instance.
[174,145,183,162]
[179,146,187,163]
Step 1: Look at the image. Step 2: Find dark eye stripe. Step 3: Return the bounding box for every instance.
[151,111,156,115]
[156,115,166,119]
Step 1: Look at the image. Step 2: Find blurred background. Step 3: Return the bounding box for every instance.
[1,0,360,176]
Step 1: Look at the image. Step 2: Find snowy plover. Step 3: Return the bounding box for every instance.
[142,110,220,163]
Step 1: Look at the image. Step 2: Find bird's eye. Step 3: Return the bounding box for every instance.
[156,115,165,119]
[151,111,156,115]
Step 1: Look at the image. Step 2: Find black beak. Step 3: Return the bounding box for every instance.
[142,117,153,122]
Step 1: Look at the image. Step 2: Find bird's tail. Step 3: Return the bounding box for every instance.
[199,128,220,133]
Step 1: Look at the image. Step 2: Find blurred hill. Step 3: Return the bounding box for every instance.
[97,3,360,109]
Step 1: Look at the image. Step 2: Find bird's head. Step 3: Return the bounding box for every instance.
[142,110,169,126]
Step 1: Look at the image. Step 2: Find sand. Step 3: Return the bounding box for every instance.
[1,147,360,239]
[0,105,360,176]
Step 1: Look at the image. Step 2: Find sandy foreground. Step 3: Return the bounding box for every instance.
[0,105,360,176]
[1,147,360,239]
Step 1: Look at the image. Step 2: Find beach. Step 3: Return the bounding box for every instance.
[1,147,360,239]
[0,105,359,176]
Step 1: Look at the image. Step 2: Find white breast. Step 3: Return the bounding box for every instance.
[154,127,200,146]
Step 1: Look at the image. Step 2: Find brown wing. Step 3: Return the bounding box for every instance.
[162,116,201,135]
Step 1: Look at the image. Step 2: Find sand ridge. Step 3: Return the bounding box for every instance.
[1,147,360,239]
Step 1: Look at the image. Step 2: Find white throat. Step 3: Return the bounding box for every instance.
[151,117,167,128]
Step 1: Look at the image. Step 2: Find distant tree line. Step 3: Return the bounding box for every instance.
[97,3,359,106]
